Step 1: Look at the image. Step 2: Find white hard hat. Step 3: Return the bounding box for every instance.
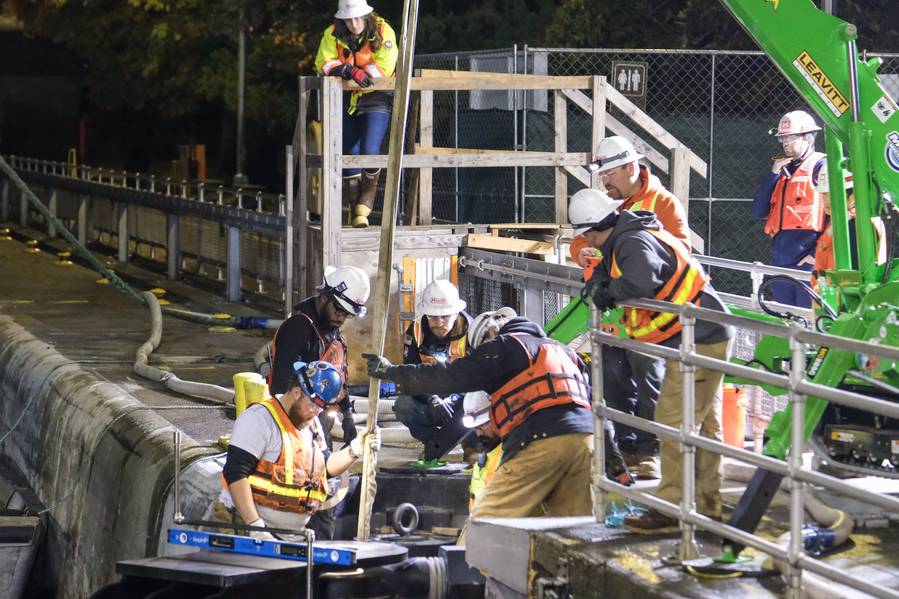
[568,188,624,235]
[321,265,370,317]
[417,279,466,317]
[335,0,373,19]
[772,110,821,136]
[462,391,491,428]
[590,136,644,173]
[469,307,517,349]
[814,165,854,194]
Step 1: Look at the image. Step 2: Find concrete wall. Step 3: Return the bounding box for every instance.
[0,316,207,599]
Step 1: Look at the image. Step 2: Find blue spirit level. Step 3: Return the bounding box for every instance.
[168,528,356,566]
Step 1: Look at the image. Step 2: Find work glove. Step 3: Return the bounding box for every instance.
[427,395,454,425]
[350,426,381,458]
[335,63,354,79]
[349,66,372,88]
[341,412,358,445]
[362,353,394,378]
[247,517,277,541]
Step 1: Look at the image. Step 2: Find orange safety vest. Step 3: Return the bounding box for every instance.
[610,228,709,344]
[622,166,691,251]
[489,335,591,438]
[813,217,887,288]
[268,312,348,388]
[765,152,826,237]
[221,399,329,514]
[412,319,468,364]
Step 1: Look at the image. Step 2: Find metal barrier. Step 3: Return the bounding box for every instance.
[588,298,899,599]
[1,155,288,308]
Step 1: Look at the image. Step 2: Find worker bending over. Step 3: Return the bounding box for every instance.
[573,190,733,532]
[366,308,630,543]
[394,280,472,448]
[213,361,380,540]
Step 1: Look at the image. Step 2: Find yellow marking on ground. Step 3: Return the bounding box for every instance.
[52,300,90,304]
[174,365,217,371]
[207,326,237,333]
[611,549,661,584]
[831,534,881,559]
[9,300,35,304]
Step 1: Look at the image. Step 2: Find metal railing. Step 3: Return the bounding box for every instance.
[1,155,291,309]
[588,298,899,599]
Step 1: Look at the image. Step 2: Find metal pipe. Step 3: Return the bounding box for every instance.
[590,304,607,524]
[787,337,806,598]
[234,0,248,185]
[173,430,184,524]
[675,315,699,562]
[306,528,315,598]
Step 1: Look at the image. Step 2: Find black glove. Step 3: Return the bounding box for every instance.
[363,353,394,378]
[341,412,357,445]
[582,277,614,311]
[335,63,355,80]
[427,395,454,425]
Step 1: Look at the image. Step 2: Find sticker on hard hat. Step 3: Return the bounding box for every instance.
[793,51,849,117]
[872,95,898,125]
[886,131,899,173]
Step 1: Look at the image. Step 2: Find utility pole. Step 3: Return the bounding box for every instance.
[234,0,248,186]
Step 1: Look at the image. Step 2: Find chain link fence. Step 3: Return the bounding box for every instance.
[416,47,899,296]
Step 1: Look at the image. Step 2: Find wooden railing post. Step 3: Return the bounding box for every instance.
[591,76,607,190]
[670,146,691,220]
[554,90,568,223]
[321,76,342,270]
[418,88,434,225]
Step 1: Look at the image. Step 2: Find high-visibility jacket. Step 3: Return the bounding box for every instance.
[314,17,398,115]
[765,152,826,237]
[489,335,591,438]
[222,399,329,514]
[622,166,692,251]
[813,216,887,288]
[268,312,348,388]
[469,445,502,510]
[412,320,468,364]
[610,228,709,344]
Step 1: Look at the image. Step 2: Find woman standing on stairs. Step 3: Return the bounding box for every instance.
[315,0,398,228]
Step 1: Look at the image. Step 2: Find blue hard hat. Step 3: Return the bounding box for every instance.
[293,360,342,408]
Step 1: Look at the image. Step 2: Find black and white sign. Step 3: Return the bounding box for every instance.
[611,61,648,108]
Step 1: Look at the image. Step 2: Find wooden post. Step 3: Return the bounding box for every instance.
[357,0,420,542]
[418,89,433,225]
[554,90,568,223]
[285,144,295,317]
[670,146,691,220]
[591,76,607,190]
[298,78,311,299]
[321,76,343,270]
[19,187,28,227]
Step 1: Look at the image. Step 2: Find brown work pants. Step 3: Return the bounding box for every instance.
[459,433,593,545]
[654,339,732,518]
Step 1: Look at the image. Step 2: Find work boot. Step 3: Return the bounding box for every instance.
[353,169,381,228]
[342,175,361,226]
[623,452,661,480]
[623,509,679,534]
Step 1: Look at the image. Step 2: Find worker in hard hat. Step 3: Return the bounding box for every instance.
[752,110,828,307]
[365,308,616,542]
[315,0,398,228]
[461,391,503,512]
[571,191,733,533]
[394,280,472,448]
[213,361,381,541]
[266,264,370,540]
[569,176,681,479]
[811,165,886,291]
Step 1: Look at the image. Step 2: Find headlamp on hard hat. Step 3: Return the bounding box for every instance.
[324,281,368,318]
[588,150,631,172]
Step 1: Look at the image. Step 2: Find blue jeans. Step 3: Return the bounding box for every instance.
[602,346,664,455]
[343,110,390,177]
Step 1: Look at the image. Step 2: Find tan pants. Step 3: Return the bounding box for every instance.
[654,339,732,518]
[459,433,593,545]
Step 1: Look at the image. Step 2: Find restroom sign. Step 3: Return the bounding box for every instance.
[611,61,647,108]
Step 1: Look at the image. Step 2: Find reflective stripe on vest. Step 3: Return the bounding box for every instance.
[326,21,391,115]
[413,320,468,364]
[766,152,825,236]
[489,335,591,439]
[469,445,502,510]
[611,228,709,344]
[629,190,659,214]
[237,399,329,513]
